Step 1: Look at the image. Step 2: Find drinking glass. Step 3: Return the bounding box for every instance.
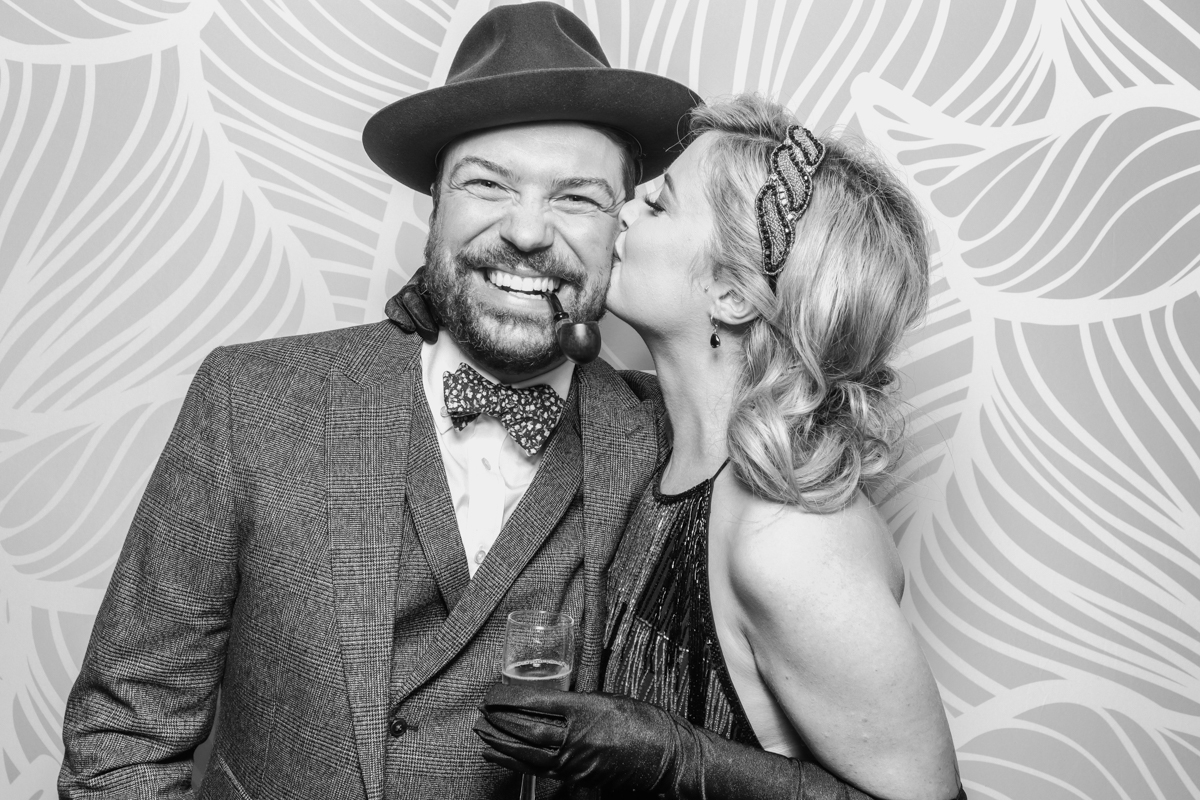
[501,610,575,800]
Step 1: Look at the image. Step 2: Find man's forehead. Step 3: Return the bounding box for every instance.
[443,122,624,177]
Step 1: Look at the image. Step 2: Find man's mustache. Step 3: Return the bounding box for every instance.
[456,244,581,283]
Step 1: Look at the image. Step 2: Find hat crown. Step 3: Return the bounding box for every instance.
[362,1,700,193]
[448,2,611,85]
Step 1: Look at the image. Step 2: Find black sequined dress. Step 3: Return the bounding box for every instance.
[602,460,759,747]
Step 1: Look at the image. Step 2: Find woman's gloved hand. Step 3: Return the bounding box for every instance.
[474,683,854,799]
[474,683,679,793]
[383,266,440,343]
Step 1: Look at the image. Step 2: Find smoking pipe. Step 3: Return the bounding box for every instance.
[542,292,602,364]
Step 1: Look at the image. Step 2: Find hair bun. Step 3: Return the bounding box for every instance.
[811,383,848,427]
[865,366,894,389]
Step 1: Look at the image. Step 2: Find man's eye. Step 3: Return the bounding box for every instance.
[460,179,511,201]
[554,194,602,211]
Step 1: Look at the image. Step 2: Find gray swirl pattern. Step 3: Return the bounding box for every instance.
[2,2,1198,798]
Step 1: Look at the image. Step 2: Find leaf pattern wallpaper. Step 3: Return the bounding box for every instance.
[2,1,1198,798]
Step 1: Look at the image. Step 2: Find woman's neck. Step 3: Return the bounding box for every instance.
[649,337,742,493]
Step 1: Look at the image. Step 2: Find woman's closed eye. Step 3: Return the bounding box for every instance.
[643,195,665,215]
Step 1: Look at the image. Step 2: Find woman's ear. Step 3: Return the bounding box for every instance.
[709,281,759,327]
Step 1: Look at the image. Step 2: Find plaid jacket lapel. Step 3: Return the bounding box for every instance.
[574,362,664,691]
[325,327,420,800]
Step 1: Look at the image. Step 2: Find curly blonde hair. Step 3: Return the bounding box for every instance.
[691,96,929,512]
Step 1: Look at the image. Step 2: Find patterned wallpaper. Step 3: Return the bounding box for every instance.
[2,1,1198,798]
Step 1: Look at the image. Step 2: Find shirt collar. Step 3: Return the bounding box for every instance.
[422,334,576,435]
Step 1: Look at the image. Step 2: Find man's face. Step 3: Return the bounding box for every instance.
[424,122,626,380]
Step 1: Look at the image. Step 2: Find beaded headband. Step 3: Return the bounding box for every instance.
[755,125,826,291]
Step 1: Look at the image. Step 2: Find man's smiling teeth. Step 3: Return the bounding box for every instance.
[486,270,562,295]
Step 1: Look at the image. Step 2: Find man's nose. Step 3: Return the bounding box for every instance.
[499,199,555,253]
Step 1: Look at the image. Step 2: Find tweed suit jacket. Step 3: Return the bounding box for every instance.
[59,321,666,800]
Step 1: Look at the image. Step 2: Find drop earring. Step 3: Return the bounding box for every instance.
[709,317,721,349]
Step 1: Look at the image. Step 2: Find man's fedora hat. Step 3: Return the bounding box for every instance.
[362,2,701,194]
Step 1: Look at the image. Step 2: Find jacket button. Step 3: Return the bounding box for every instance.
[388,716,407,737]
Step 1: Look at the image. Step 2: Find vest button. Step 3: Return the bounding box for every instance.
[388,716,408,737]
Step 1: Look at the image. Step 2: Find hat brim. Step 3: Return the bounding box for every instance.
[363,68,701,194]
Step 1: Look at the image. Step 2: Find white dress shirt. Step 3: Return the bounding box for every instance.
[421,335,575,577]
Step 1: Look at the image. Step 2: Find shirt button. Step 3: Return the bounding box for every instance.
[388,716,408,737]
[474,549,487,565]
[481,457,491,470]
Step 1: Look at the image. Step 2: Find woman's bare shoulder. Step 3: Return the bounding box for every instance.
[723,487,905,609]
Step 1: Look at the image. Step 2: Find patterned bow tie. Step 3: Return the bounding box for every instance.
[442,364,565,455]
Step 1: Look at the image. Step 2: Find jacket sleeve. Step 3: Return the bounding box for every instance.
[59,347,242,800]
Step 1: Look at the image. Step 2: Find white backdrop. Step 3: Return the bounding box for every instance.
[2,1,1199,798]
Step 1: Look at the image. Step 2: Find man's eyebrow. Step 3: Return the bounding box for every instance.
[554,176,619,204]
[449,156,516,182]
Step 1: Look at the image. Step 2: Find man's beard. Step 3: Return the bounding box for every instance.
[423,224,608,376]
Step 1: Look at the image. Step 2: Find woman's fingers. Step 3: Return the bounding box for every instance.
[473,714,564,780]
[482,682,587,719]
[479,706,567,746]
[476,683,572,758]
[399,286,439,342]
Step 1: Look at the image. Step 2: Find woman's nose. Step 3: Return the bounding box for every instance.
[500,200,554,252]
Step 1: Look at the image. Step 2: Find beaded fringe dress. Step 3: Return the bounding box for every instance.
[602,460,760,747]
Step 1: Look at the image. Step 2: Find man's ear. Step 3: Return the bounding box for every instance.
[709,281,758,327]
[429,183,440,220]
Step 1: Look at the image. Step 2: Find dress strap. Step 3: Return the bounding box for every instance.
[711,458,732,482]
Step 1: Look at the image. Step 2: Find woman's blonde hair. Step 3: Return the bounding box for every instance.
[692,95,929,511]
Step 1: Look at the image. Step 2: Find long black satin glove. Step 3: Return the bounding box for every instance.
[474,683,954,800]
[383,266,440,343]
